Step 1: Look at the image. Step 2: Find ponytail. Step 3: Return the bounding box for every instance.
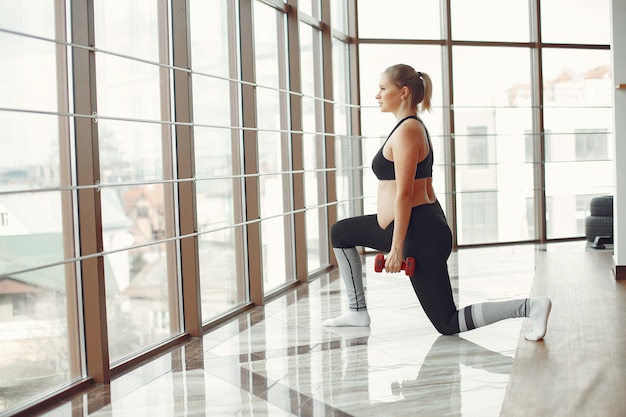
[418,71,433,113]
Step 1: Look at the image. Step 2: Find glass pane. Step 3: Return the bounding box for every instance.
[303,140,320,200]
[0,32,58,113]
[0,1,55,38]
[100,183,178,362]
[451,0,529,42]
[301,23,327,272]
[332,39,350,136]
[300,23,318,134]
[453,47,534,244]
[105,242,176,360]
[254,2,285,131]
[453,47,531,107]
[541,0,610,44]
[0,194,79,410]
[335,134,362,220]
[254,3,281,89]
[96,54,162,121]
[198,226,246,320]
[94,0,159,61]
[189,0,247,321]
[261,217,291,291]
[0,263,77,408]
[192,75,231,128]
[357,0,441,39]
[299,0,320,19]
[304,133,325,271]
[330,0,348,33]
[542,49,613,239]
[0,2,81,412]
[258,142,290,289]
[98,121,165,182]
[255,1,294,292]
[189,0,231,78]
[189,0,232,127]
[194,127,247,321]
[0,112,62,187]
[1,190,71,270]
[306,207,322,271]
[94,0,180,363]
[332,38,357,222]
[433,165,449,217]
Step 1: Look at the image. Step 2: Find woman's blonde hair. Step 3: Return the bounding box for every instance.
[384,64,432,113]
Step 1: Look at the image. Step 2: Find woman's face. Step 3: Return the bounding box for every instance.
[375,73,402,113]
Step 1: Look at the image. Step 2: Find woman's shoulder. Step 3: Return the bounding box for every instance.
[393,117,426,141]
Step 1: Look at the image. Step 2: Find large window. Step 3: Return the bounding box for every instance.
[357,0,612,246]
[0,0,348,413]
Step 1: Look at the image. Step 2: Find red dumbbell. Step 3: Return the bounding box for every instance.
[374,253,415,276]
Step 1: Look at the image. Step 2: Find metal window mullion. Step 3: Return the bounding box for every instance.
[612,0,626,276]
[320,0,334,266]
[70,0,110,385]
[347,0,362,219]
[531,0,547,242]
[441,0,458,247]
[277,9,297,284]
[286,1,308,283]
[228,0,248,307]
[171,0,202,336]
[157,0,181,336]
[240,0,264,305]
[56,0,82,382]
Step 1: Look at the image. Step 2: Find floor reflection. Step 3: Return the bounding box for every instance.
[37,243,550,417]
[387,335,513,416]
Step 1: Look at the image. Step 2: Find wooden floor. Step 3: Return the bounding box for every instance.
[502,243,626,417]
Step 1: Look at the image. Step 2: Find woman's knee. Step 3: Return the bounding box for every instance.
[410,276,459,335]
[429,310,460,335]
[434,322,459,336]
[421,311,458,335]
[330,220,349,248]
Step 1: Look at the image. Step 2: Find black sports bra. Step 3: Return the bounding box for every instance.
[371,115,433,181]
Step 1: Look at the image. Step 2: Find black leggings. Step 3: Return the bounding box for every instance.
[330,201,460,335]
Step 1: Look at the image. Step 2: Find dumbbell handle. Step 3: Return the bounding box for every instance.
[374,254,415,276]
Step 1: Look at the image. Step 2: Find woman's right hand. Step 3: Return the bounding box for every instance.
[385,247,404,273]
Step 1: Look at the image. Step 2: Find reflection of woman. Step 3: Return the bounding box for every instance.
[390,335,513,415]
[324,64,551,341]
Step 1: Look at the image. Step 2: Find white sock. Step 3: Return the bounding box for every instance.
[524,297,552,341]
[323,310,371,327]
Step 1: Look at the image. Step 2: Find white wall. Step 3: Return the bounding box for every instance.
[612,0,626,271]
